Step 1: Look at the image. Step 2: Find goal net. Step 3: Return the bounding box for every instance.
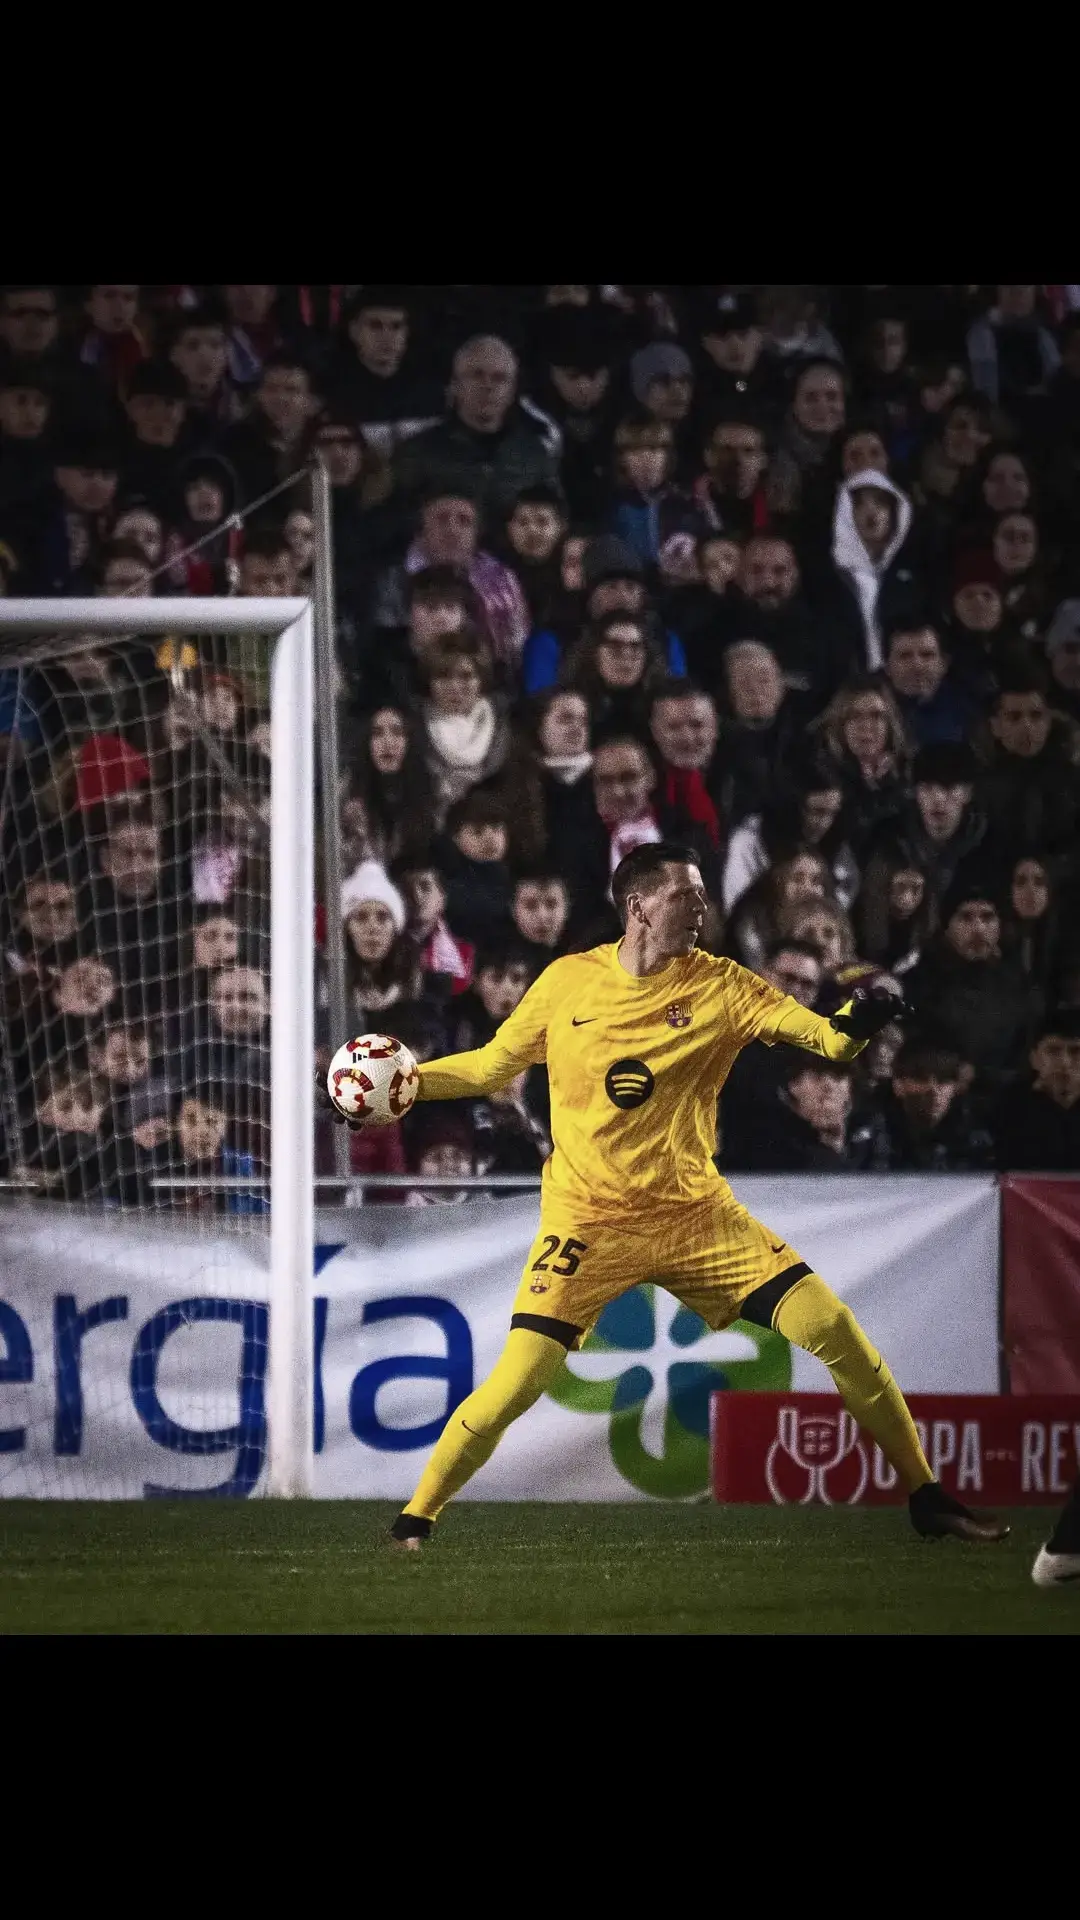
[0,598,314,1499]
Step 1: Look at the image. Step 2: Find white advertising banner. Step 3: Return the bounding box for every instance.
[0,1176,1000,1503]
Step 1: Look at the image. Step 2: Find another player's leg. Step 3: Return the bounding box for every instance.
[389,1319,577,1549]
[743,1267,1009,1543]
[1032,1472,1080,1588]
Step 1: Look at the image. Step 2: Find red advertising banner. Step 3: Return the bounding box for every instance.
[1001,1176,1080,1393]
[711,1393,1080,1506]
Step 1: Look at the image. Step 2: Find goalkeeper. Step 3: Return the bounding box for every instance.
[330,842,1008,1550]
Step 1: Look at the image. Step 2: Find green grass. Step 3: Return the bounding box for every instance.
[0,1502,1077,1635]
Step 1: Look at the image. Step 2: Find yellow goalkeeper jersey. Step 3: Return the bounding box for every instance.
[417,943,848,1223]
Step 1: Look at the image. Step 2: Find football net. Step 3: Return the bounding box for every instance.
[0,598,314,1499]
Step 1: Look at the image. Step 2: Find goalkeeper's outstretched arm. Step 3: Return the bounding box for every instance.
[769,986,909,1065]
[417,971,552,1101]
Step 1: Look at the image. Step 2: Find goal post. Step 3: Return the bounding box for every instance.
[0,597,315,1498]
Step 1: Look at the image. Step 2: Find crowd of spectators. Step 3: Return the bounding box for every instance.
[3,282,1080,1204]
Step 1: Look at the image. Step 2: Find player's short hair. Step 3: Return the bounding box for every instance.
[611,839,700,928]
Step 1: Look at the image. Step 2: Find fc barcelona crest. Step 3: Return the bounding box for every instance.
[665,1001,692,1028]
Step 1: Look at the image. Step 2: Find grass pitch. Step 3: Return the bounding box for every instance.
[0,1501,1077,1635]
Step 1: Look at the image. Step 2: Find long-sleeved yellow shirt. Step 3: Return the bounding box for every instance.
[416,943,864,1223]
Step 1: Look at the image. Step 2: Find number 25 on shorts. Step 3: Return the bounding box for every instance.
[530,1235,588,1278]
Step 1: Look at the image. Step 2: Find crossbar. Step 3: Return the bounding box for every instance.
[0,597,309,636]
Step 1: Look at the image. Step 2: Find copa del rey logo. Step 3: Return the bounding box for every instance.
[766,1407,873,1505]
[715,1393,1080,1508]
[764,1404,983,1506]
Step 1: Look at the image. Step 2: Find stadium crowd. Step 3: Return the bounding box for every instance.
[3,282,1080,1206]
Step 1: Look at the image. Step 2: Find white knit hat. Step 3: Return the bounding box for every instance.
[340,860,406,933]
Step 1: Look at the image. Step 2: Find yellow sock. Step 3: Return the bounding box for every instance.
[774,1274,933,1494]
[403,1327,569,1522]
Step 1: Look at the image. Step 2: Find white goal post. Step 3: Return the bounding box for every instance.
[0,598,314,1498]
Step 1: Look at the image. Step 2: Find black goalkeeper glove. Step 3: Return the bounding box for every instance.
[314,1069,368,1132]
[829,984,912,1043]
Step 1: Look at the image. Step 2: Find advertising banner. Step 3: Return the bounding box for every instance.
[712,1392,1080,1506]
[1001,1176,1080,1393]
[0,1175,1001,1502]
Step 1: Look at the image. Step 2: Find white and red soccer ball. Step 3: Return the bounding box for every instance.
[326,1033,419,1126]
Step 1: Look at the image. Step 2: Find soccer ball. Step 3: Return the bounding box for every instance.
[326,1033,420,1127]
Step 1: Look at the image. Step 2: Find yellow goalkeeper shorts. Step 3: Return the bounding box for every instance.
[510,1193,809,1349]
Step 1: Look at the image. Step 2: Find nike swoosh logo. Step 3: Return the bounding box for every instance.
[769,1242,785,1254]
[572,1017,596,1026]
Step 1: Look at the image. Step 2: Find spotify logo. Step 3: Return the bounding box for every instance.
[605,1058,655,1109]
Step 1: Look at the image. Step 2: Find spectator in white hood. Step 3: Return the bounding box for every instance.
[826,467,923,673]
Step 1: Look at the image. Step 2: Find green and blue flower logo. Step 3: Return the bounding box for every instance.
[546,1286,792,1498]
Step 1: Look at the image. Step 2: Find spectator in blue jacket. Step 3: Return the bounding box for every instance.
[882,623,977,747]
[521,534,687,694]
[604,414,708,571]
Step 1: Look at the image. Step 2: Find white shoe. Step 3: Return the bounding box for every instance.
[1031,1544,1080,1588]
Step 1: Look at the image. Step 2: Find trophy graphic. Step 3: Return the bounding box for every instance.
[765,1405,869,1505]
